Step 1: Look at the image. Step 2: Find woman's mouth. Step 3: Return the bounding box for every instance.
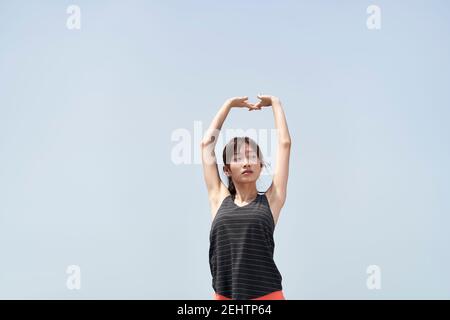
[242,170,253,175]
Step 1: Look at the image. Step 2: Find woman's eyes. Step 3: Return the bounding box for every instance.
[233,155,257,161]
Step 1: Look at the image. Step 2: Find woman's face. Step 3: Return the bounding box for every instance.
[225,143,262,184]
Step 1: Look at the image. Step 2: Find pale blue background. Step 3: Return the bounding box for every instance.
[1,0,449,299]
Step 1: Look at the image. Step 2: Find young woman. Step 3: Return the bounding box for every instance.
[200,95,291,300]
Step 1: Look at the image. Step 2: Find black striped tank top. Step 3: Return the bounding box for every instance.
[209,192,283,299]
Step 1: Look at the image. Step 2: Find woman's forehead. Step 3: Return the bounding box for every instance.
[237,143,257,154]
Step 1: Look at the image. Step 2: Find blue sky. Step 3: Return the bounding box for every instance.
[1,0,449,298]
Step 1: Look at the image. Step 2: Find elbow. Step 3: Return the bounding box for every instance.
[200,137,210,148]
[280,139,291,147]
[201,136,217,148]
[200,139,212,149]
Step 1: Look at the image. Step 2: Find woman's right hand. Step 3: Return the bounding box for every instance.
[225,96,260,111]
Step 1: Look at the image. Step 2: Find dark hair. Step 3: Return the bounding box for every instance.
[222,136,266,196]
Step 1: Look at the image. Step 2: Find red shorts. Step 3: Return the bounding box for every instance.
[213,290,285,300]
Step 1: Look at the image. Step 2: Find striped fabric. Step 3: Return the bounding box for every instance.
[209,193,283,299]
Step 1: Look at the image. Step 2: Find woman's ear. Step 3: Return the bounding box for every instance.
[223,165,230,177]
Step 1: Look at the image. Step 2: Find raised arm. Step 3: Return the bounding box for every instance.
[200,97,257,213]
[255,95,291,219]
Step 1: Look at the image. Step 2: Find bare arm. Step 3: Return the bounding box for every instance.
[255,95,291,219]
[200,97,256,211]
[270,97,291,204]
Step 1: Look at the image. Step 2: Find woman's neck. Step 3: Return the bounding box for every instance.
[233,184,258,204]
